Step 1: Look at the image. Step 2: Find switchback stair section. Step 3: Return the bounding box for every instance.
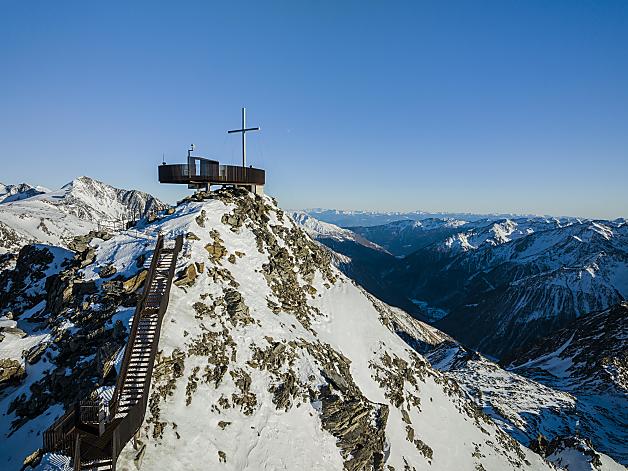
[43,234,183,470]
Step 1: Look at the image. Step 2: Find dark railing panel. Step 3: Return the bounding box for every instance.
[216,165,265,185]
[159,161,265,186]
[158,164,191,184]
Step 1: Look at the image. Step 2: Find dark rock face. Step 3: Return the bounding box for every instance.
[0,244,56,316]
[0,251,17,272]
[531,435,603,468]
[505,302,628,394]
[1,231,151,435]
[319,383,389,471]
[45,270,76,316]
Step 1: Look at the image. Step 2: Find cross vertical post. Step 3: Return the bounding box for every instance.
[228,107,260,168]
[242,107,246,168]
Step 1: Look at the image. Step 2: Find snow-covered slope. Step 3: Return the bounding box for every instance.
[0,176,167,254]
[378,304,627,467]
[290,210,388,253]
[506,303,628,464]
[1,189,565,471]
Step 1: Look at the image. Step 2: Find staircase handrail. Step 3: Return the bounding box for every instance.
[109,234,164,417]
[107,234,182,461]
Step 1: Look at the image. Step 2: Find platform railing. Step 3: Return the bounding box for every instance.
[159,163,265,185]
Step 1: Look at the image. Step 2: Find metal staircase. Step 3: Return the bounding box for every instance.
[43,234,183,470]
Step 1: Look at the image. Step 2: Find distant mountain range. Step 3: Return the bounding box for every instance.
[303,208,562,228]
[296,211,628,360]
[0,176,168,254]
[290,211,388,253]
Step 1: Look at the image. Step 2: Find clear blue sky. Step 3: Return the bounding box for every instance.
[1,0,627,219]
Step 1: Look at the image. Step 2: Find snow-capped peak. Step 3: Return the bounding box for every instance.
[0,176,168,255]
[0,183,47,204]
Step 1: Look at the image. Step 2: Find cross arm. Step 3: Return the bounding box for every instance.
[228,127,260,133]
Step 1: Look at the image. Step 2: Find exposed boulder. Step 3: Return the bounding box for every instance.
[79,248,96,268]
[204,230,227,263]
[0,358,25,389]
[68,230,112,253]
[99,264,117,278]
[174,264,199,287]
[0,326,27,338]
[123,270,148,293]
[223,288,251,325]
[25,342,49,365]
[22,448,43,470]
[72,280,97,297]
[195,209,207,227]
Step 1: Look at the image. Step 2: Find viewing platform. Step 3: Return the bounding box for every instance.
[159,109,265,194]
[159,156,265,195]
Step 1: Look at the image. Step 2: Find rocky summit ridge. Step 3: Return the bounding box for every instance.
[0,187,580,471]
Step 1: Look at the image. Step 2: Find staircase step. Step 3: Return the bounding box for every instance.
[124,378,147,383]
[119,397,142,402]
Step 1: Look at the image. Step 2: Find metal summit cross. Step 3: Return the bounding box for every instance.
[228,107,260,168]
